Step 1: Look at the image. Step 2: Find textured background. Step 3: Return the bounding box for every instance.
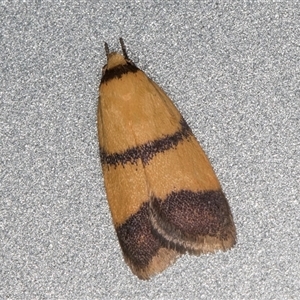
[1,1,299,299]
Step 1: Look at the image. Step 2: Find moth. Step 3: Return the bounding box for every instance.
[97,38,236,279]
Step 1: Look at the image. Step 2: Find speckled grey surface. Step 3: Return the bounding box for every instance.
[1,1,299,299]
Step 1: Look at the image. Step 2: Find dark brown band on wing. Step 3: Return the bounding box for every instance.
[115,189,235,271]
[100,118,192,167]
[101,62,139,84]
[150,190,236,253]
[115,202,161,270]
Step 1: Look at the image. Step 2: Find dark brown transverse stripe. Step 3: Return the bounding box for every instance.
[150,190,234,244]
[116,190,234,271]
[100,118,192,167]
[116,201,162,270]
[101,62,139,84]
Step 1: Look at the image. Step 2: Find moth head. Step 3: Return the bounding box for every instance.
[102,38,135,75]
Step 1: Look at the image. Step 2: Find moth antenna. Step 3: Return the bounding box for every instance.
[119,37,129,60]
[104,42,110,58]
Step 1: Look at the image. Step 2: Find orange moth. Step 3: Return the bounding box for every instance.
[97,38,236,280]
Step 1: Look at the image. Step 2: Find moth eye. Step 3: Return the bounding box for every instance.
[126,59,136,66]
[101,65,107,75]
